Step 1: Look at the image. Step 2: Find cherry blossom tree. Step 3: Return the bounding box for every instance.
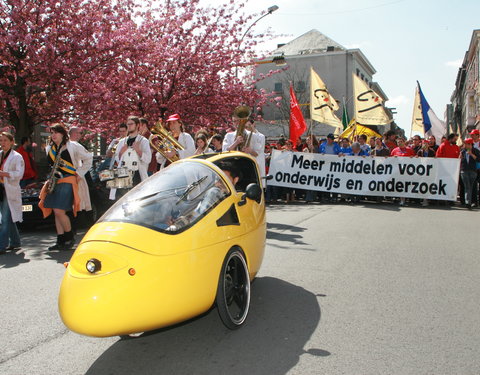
[80,0,279,136]
[0,0,138,141]
[0,0,279,141]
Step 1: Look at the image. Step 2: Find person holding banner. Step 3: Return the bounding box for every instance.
[384,130,397,152]
[348,142,369,157]
[436,133,460,159]
[371,137,390,157]
[390,137,416,206]
[339,138,352,155]
[460,138,480,209]
[391,137,416,157]
[319,134,341,155]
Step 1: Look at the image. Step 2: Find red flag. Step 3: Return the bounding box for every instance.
[289,83,307,147]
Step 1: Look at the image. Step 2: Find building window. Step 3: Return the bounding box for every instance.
[295,81,306,93]
[274,82,283,93]
[361,73,364,80]
[356,68,360,76]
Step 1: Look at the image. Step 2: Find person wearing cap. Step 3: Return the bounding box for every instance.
[460,138,480,209]
[156,113,195,169]
[319,133,341,155]
[470,129,480,151]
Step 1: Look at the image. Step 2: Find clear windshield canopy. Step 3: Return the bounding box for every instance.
[99,162,230,233]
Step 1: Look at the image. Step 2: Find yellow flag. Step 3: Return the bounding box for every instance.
[310,67,342,130]
[353,74,391,126]
[411,86,424,135]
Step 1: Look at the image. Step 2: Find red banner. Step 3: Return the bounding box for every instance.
[289,84,307,147]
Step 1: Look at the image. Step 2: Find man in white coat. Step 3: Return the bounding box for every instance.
[0,132,25,253]
[111,116,151,199]
[223,116,265,178]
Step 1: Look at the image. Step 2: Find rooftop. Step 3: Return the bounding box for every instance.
[273,29,345,56]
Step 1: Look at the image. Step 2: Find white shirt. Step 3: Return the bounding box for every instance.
[222,130,265,177]
[114,135,151,181]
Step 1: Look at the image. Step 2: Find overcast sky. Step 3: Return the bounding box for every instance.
[201,0,479,136]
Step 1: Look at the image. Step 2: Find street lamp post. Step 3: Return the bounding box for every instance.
[238,5,279,47]
[236,5,279,77]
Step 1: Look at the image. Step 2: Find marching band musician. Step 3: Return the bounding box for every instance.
[222,114,265,176]
[194,131,213,155]
[139,118,159,176]
[110,116,151,199]
[155,114,195,168]
[105,123,127,168]
[39,124,93,250]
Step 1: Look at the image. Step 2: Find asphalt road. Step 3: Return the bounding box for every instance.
[1,202,479,375]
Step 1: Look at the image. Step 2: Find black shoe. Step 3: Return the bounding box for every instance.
[6,246,21,251]
[48,234,65,251]
[63,239,75,250]
[63,231,75,250]
[48,243,65,251]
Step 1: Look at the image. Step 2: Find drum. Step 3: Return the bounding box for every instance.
[116,167,130,178]
[106,176,133,189]
[99,169,115,181]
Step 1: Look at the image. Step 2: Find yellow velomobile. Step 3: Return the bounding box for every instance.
[58,152,266,337]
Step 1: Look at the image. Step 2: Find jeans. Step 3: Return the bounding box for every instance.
[460,170,477,205]
[0,197,21,250]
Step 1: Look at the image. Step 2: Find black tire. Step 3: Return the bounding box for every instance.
[215,248,251,330]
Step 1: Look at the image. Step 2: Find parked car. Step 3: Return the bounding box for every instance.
[58,152,266,337]
[20,156,113,229]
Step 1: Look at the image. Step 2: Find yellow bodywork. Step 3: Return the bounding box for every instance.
[58,153,266,337]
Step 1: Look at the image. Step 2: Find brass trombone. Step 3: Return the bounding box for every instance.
[233,105,251,150]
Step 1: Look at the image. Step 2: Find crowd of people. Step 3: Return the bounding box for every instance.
[1,116,479,254]
[264,129,480,208]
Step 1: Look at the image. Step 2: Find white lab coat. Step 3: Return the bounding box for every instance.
[1,150,25,223]
[46,141,93,211]
[246,130,266,178]
[114,135,151,181]
[156,132,195,168]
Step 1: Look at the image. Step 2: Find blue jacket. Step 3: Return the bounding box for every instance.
[319,141,341,155]
[347,149,369,156]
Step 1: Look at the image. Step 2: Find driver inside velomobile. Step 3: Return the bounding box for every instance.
[99,161,235,233]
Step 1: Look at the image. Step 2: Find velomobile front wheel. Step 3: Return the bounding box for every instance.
[216,248,251,330]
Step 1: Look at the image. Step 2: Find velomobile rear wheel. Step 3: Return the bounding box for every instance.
[216,248,251,330]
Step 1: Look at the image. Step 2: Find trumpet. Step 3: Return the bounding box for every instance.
[149,121,185,163]
[233,105,251,150]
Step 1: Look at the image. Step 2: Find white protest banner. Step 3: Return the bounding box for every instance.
[268,150,460,201]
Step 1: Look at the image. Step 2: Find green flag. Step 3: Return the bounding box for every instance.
[341,99,350,130]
